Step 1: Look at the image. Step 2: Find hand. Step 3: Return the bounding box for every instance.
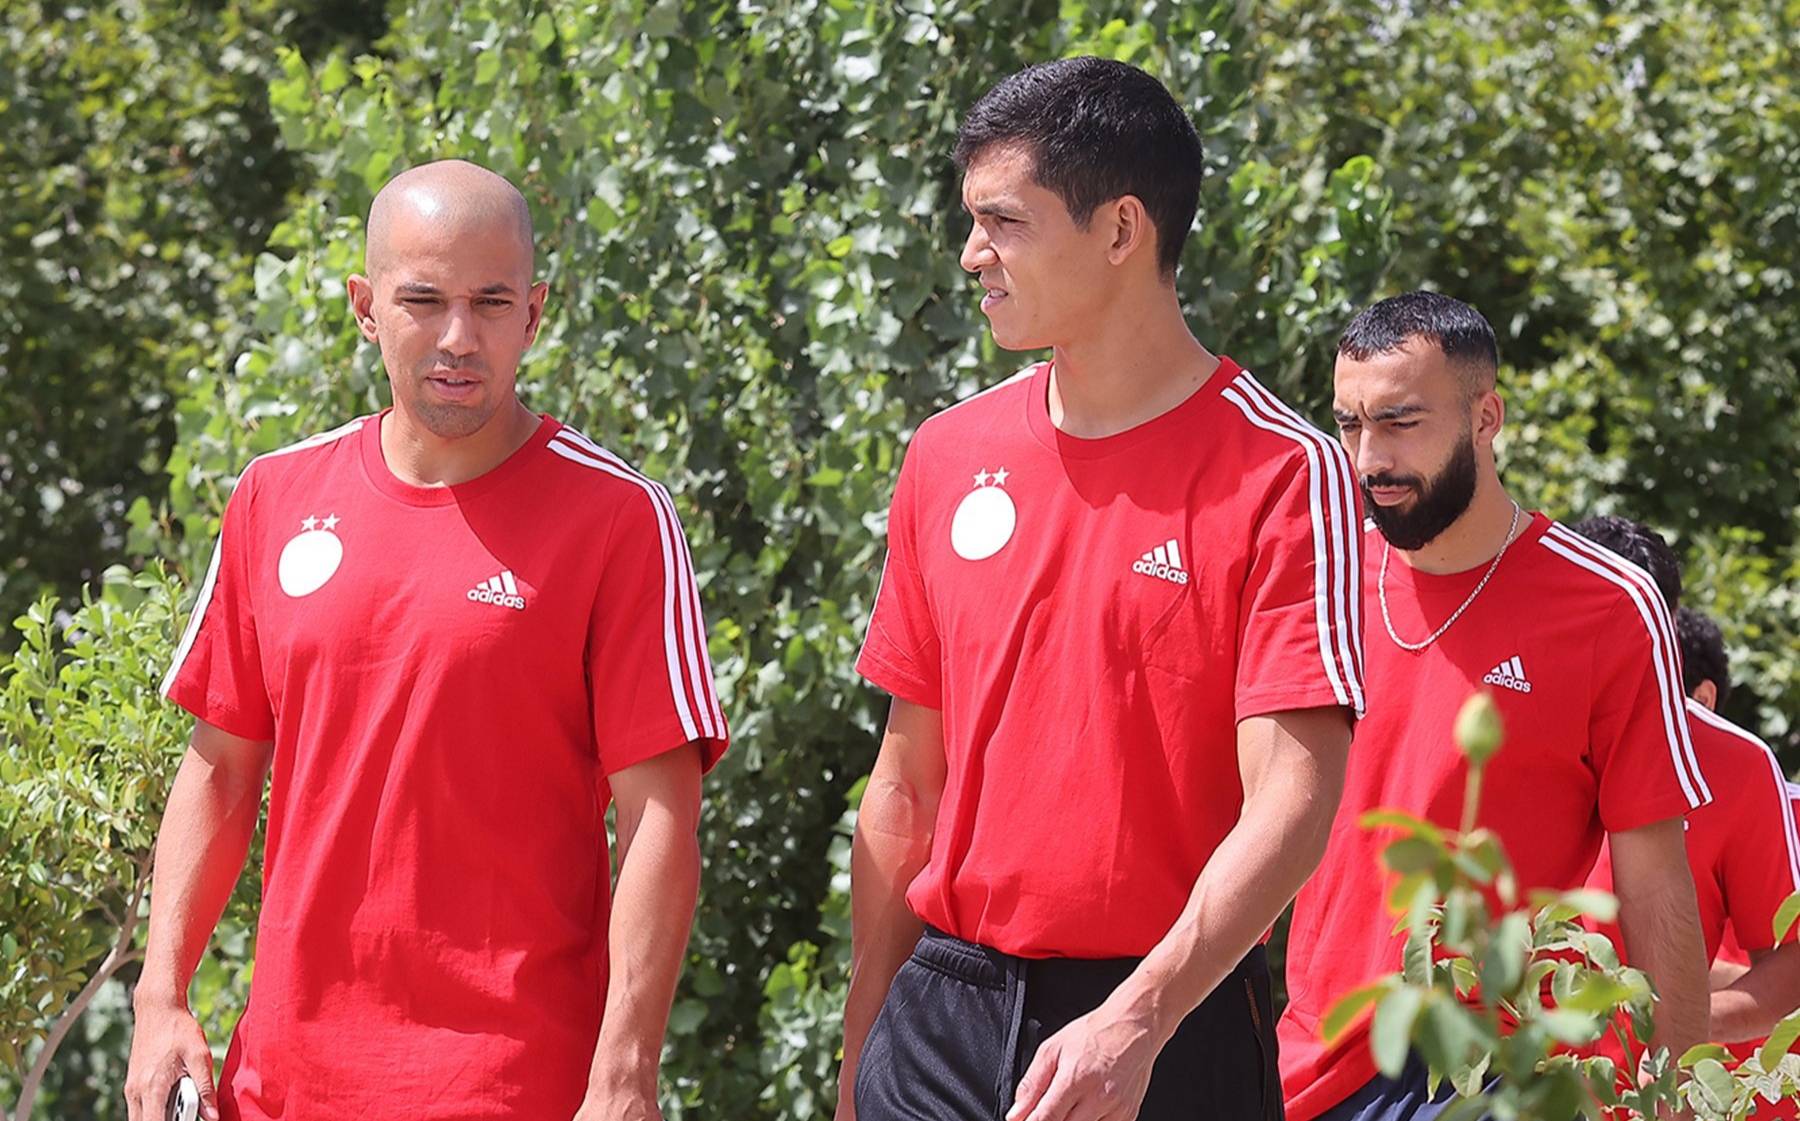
[1007,1002,1165,1121]
[124,1000,217,1121]
[574,1078,662,1121]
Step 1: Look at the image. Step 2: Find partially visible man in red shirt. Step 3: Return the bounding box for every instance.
[1573,520,1799,1095]
[1278,292,1712,1121]
[1682,606,1800,1120]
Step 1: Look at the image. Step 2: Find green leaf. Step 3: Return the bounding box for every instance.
[1758,1009,1800,1069]
[1774,891,1800,943]
[530,12,556,50]
[1359,809,1449,848]
[1679,1043,1731,1067]
[1691,1058,1736,1109]
[1322,981,1387,1043]
[1384,836,1445,876]
[1371,988,1425,1078]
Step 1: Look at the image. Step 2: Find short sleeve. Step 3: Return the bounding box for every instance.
[161,466,276,741]
[1719,753,1800,951]
[1591,595,1711,832]
[1234,449,1365,721]
[855,440,942,708]
[588,485,729,776]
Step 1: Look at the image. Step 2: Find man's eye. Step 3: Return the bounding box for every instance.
[1390,421,1419,431]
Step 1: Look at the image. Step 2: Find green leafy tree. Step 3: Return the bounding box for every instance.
[0,569,185,1120]
[0,1,384,645]
[1249,0,1800,765]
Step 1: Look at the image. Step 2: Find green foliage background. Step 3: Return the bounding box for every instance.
[1,0,1794,1117]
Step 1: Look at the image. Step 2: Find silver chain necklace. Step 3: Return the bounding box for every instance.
[1380,502,1523,652]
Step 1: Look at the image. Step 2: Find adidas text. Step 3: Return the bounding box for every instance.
[1132,558,1190,585]
[1482,668,1532,693]
[468,587,526,611]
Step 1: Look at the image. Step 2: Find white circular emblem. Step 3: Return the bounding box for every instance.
[951,469,1016,561]
[278,515,344,597]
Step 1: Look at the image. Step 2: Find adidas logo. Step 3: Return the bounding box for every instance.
[1483,655,1532,694]
[1132,538,1190,586]
[467,570,527,611]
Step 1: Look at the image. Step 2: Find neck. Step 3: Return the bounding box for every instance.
[1395,471,1521,575]
[1047,283,1219,438]
[381,398,539,488]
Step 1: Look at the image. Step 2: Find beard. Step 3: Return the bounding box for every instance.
[406,354,498,439]
[1362,434,1478,551]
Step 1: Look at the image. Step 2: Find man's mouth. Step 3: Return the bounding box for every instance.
[1364,480,1419,507]
[427,372,481,398]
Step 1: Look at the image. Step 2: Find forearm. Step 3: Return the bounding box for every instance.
[134,745,264,1008]
[1109,754,1342,1041]
[1618,879,1710,1057]
[1708,943,1800,1043]
[589,807,701,1095]
[839,779,932,1088]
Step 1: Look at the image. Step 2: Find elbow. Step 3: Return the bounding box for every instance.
[856,776,935,860]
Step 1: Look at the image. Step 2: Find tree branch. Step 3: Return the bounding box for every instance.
[11,869,149,1121]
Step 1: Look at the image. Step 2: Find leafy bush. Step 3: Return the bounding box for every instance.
[1327,693,1800,1120]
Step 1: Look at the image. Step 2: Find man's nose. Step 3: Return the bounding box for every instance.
[438,303,478,356]
[960,223,994,274]
[1353,429,1392,481]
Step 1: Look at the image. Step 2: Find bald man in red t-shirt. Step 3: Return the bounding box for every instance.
[126,161,728,1121]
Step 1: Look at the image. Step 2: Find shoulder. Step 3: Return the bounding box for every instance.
[912,362,1040,446]
[540,422,685,541]
[1529,519,1670,623]
[1209,364,1359,531]
[234,415,371,502]
[1686,702,1779,770]
[1213,364,1341,461]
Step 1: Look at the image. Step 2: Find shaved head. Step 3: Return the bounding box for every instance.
[365,159,534,280]
[348,159,548,446]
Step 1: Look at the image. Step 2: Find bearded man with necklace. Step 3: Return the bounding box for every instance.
[1275,291,1713,1121]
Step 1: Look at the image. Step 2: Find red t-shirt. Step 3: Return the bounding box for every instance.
[1579,703,1799,1082]
[1585,701,1800,961]
[1715,783,1800,1121]
[162,412,728,1120]
[855,357,1365,959]
[1278,517,1709,1121]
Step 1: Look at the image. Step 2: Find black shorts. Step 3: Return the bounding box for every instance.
[854,926,1284,1121]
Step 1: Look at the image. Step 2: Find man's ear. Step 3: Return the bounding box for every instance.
[346,274,380,343]
[1104,195,1153,269]
[1473,387,1505,446]
[523,280,549,347]
[1691,680,1718,712]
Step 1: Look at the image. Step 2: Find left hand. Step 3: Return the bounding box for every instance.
[1006,1002,1165,1121]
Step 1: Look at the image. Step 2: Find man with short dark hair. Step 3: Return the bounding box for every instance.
[840,58,1363,1121]
[1572,520,1800,1082]
[1277,291,1712,1121]
[1677,606,1731,713]
[125,160,727,1121]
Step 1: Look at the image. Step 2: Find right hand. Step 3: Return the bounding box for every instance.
[125,1000,218,1121]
